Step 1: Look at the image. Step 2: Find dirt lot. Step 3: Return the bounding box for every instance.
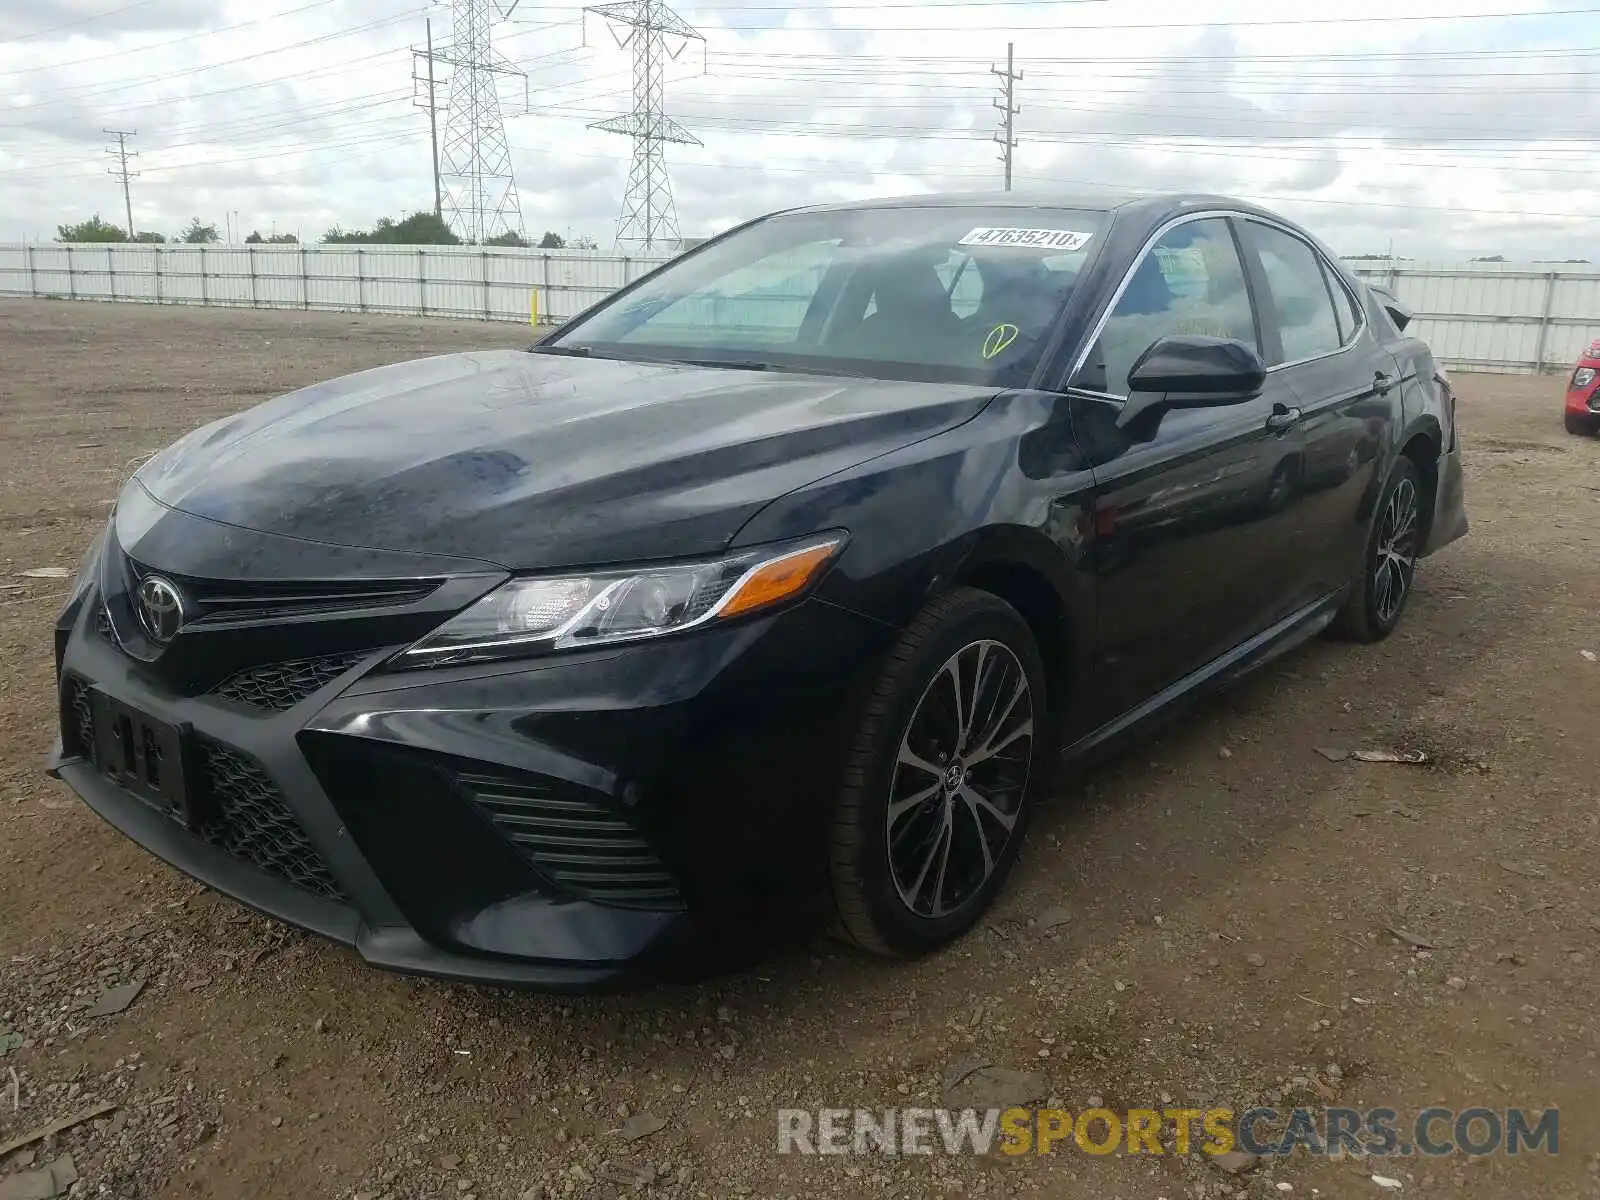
[1,298,1597,1200]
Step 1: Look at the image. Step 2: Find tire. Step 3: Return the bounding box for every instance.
[829,587,1046,959]
[1567,412,1596,436]
[1329,456,1424,644]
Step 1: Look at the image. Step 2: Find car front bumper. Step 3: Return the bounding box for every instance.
[48,581,894,991]
[1565,385,1600,416]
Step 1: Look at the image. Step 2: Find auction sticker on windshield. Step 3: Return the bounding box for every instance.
[958,227,1093,250]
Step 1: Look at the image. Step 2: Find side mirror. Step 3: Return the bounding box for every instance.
[1119,334,1266,429]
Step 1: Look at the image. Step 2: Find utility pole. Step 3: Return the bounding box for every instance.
[425,17,442,218]
[105,129,138,236]
[991,43,1021,191]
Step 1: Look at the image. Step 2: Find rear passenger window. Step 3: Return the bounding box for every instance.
[1240,222,1343,365]
[1322,261,1363,344]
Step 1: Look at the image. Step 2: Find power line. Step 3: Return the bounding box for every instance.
[14,0,162,42]
[584,0,704,252]
[7,9,431,105]
[992,42,1021,192]
[545,0,1110,8]
[3,95,418,175]
[528,104,1600,153]
[0,0,345,78]
[712,44,1600,64]
[41,123,1600,227]
[685,4,1600,29]
[2,46,397,116]
[497,137,1600,223]
[658,88,1600,130]
[641,83,1600,141]
[696,63,1600,94]
[104,128,138,236]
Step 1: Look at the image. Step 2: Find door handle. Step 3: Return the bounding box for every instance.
[1265,404,1302,431]
[1374,371,1397,395]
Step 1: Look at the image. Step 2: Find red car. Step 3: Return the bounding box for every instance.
[1566,341,1600,435]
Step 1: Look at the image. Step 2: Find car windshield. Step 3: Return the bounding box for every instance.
[541,205,1110,386]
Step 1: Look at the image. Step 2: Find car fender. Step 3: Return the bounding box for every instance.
[728,391,1096,677]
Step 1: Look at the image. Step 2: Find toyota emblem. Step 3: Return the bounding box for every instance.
[135,576,185,645]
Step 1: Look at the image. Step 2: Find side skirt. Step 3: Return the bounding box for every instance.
[1062,590,1346,769]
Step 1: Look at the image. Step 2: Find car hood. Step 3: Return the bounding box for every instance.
[133,349,995,570]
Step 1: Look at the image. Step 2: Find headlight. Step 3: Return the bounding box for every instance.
[394,533,848,668]
[1575,367,1595,388]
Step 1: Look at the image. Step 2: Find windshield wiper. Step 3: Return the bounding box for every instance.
[660,356,777,371]
[661,357,884,379]
[528,343,593,357]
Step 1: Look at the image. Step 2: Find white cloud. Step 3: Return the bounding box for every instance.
[3,0,1599,258]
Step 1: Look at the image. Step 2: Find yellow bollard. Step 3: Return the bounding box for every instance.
[530,289,538,326]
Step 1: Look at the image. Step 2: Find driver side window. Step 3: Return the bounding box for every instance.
[1078,217,1258,397]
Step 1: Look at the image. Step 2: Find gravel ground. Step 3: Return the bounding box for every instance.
[2,298,1598,1200]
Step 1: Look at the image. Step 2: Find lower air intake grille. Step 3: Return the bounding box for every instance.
[63,676,95,760]
[193,742,346,901]
[458,771,683,911]
[211,652,367,712]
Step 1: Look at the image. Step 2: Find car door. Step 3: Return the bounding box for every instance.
[1064,214,1312,724]
[1233,218,1400,604]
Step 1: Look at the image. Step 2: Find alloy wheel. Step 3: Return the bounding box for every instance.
[1373,475,1420,625]
[885,639,1034,919]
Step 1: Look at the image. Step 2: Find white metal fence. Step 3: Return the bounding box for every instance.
[1346,261,1600,376]
[3,242,1598,375]
[0,243,673,327]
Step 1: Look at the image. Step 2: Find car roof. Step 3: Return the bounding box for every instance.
[756,189,1347,274]
[775,188,1285,223]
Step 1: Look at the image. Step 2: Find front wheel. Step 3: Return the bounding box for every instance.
[1567,412,1597,436]
[828,587,1045,959]
[1329,456,1423,643]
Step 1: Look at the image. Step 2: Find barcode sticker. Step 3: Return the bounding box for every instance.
[957,227,1093,250]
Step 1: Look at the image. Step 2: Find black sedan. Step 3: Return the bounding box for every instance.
[47,191,1468,989]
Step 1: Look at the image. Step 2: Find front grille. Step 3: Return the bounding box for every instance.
[211,652,367,712]
[94,604,115,644]
[457,770,683,911]
[192,742,345,901]
[121,552,439,626]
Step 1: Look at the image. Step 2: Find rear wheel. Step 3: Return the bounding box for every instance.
[1567,412,1596,436]
[829,588,1044,959]
[1329,457,1423,644]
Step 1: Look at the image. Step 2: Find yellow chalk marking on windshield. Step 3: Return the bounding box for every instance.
[983,324,1020,359]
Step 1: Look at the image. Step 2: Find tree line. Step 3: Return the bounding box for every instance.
[320,211,595,248]
[57,210,597,250]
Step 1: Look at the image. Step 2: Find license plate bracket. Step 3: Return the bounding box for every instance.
[89,691,202,827]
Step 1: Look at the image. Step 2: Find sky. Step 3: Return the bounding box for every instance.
[4,0,1600,260]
